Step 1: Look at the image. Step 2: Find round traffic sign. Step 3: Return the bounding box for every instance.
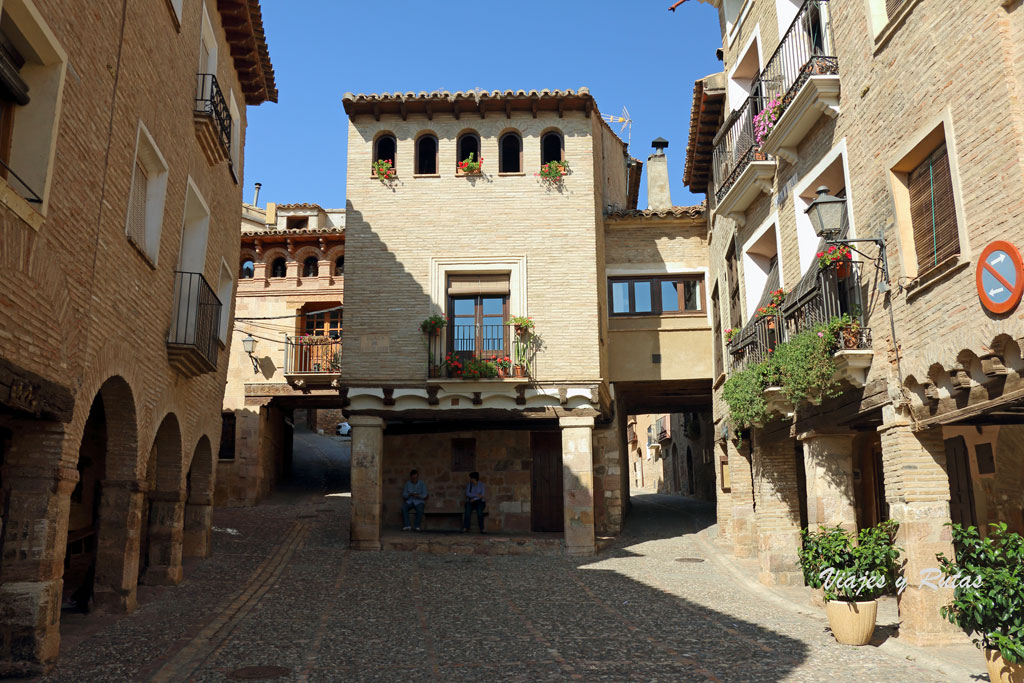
[976,241,1024,314]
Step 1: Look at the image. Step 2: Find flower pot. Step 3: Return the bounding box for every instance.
[986,648,1024,683]
[513,365,526,378]
[836,260,851,280]
[766,317,776,330]
[824,599,877,646]
[841,327,861,349]
[497,368,507,379]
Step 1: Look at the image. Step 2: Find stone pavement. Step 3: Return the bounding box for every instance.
[40,434,985,682]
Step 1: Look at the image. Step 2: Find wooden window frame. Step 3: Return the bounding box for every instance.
[498,132,523,174]
[907,142,959,277]
[540,130,564,165]
[414,133,439,177]
[446,275,510,361]
[302,306,343,337]
[608,276,705,318]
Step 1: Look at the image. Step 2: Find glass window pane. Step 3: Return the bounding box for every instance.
[611,281,630,313]
[482,297,504,316]
[661,281,679,312]
[683,281,700,310]
[634,281,652,313]
[453,298,475,316]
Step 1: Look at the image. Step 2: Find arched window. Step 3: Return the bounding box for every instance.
[457,132,480,166]
[302,256,319,277]
[334,256,345,276]
[374,134,396,169]
[499,132,522,173]
[240,259,254,279]
[270,257,287,278]
[415,134,438,175]
[541,131,563,165]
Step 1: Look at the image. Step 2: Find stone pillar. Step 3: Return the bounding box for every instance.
[878,417,961,645]
[0,423,74,677]
[182,492,213,559]
[714,441,733,543]
[142,491,185,586]
[798,431,857,535]
[728,436,757,559]
[92,480,145,612]
[560,416,596,556]
[592,421,624,536]
[751,430,803,586]
[349,415,384,551]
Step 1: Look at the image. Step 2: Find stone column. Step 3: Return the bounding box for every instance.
[560,416,596,556]
[714,440,733,544]
[878,416,961,645]
[751,430,803,586]
[349,415,384,551]
[728,436,758,559]
[92,479,145,612]
[0,422,74,677]
[142,491,185,586]
[182,491,213,559]
[797,431,857,535]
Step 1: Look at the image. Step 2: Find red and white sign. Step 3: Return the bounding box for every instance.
[976,241,1024,314]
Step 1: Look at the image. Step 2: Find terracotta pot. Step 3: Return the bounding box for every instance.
[824,599,877,646]
[842,327,861,349]
[513,365,526,378]
[836,260,851,280]
[497,368,507,379]
[986,649,1024,683]
[766,317,776,330]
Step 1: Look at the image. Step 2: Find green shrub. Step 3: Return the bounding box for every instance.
[773,324,841,405]
[937,523,1024,663]
[722,358,776,430]
[799,520,901,602]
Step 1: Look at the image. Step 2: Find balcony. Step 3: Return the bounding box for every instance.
[760,0,840,164]
[425,322,537,381]
[283,336,342,387]
[167,271,222,377]
[627,422,638,444]
[194,73,232,165]
[712,94,776,226]
[655,416,671,442]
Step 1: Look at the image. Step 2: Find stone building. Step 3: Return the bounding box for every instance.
[326,88,714,554]
[683,0,1024,646]
[626,412,716,500]
[0,0,275,674]
[218,198,346,505]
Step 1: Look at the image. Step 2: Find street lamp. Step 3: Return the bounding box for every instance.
[242,334,260,373]
[805,186,848,240]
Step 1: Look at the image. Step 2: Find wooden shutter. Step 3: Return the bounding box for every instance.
[126,161,148,247]
[885,0,906,19]
[909,144,959,274]
[726,245,741,328]
[712,283,723,377]
[447,274,510,296]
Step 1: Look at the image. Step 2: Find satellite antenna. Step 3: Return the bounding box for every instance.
[602,106,633,152]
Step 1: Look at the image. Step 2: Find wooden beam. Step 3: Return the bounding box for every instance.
[914,385,1024,429]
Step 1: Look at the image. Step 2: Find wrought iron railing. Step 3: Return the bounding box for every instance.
[168,271,222,368]
[195,73,232,158]
[285,336,342,374]
[655,416,670,442]
[783,261,871,349]
[712,94,767,204]
[728,313,780,372]
[426,322,537,378]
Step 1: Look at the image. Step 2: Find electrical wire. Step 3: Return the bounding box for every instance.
[235,303,343,321]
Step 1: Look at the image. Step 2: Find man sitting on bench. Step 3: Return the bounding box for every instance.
[462,471,486,533]
[401,469,428,531]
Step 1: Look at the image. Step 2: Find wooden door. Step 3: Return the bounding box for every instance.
[795,441,809,530]
[944,436,977,529]
[531,432,564,532]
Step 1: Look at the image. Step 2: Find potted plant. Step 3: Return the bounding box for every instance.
[457,153,483,176]
[937,523,1024,683]
[372,158,396,182]
[509,316,534,336]
[753,96,784,147]
[799,520,901,646]
[724,328,738,344]
[420,314,447,335]
[817,245,853,279]
[462,358,498,380]
[824,313,862,350]
[443,353,464,378]
[492,356,512,379]
[536,160,569,183]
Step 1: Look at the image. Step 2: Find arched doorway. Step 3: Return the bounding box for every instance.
[141,414,185,585]
[183,436,214,558]
[65,376,141,614]
[686,446,695,495]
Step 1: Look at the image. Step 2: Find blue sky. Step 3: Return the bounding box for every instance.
[243,1,722,209]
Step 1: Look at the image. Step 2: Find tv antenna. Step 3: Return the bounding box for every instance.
[602,106,633,152]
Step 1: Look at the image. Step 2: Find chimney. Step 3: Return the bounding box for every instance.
[252,182,262,206]
[647,138,672,211]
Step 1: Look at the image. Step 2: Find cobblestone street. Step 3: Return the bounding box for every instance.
[41,433,974,682]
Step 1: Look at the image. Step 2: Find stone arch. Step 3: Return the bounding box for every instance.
[292,244,322,263]
[539,127,565,165]
[323,244,346,263]
[141,413,186,586]
[183,436,215,559]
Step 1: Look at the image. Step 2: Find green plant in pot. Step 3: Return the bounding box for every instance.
[799,520,901,646]
[937,523,1024,682]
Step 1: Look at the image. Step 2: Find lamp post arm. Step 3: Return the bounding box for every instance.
[826,237,889,282]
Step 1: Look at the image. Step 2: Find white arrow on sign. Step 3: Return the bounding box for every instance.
[990,253,1007,266]
[989,287,1006,297]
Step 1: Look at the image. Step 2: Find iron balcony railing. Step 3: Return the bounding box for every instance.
[195,73,232,158]
[426,322,538,378]
[728,313,780,373]
[168,271,222,368]
[627,422,637,444]
[760,0,837,125]
[284,336,342,374]
[713,0,836,204]
[655,416,670,442]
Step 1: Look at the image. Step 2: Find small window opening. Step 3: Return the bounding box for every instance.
[302,256,319,277]
[541,132,563,165]
[286,216,309,230]
[375,134,396,168]
[270,257,287,278]
[457,133,480,165]
[416,135,438,175]
[240,259,254,279]
[499,133,522,173]
[334,256,345,276]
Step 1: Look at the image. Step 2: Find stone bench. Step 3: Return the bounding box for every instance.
[402,508,488,530]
